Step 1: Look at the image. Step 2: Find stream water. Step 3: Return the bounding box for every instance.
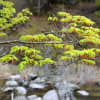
[0,63,100,100]
[0,79,100,100]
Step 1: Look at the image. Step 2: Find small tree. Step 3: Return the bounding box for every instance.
[0,0,100,72]
[0,0,56,72]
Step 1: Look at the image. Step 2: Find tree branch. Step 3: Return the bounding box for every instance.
[0,40,64,46]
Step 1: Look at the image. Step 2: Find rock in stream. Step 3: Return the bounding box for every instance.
[2,73,90,100]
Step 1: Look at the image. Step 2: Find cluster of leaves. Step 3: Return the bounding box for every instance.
[60,45,100,65]
[19,34,62,42]
[49,12,100,46]
[48,11,100,65]
[19,12,100,65]
[0,0,56,72]
[0,32,7,37]
[19,34,65,48]
[0,0,32,34]
[0,46,55,72]
[0,7,100,71]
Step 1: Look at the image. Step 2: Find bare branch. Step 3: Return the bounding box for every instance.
[0,40,64,46]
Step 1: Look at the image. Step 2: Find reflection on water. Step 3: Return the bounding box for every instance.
[76,84,100,100]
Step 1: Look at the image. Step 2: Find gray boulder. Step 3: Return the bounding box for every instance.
[43,90,59,100]
[16,87,27,95]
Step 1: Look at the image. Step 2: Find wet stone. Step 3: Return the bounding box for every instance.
[9,75,21,81]
[4,87,14,93]
[29,83,46,89]
[14,96,27,100]
[31,77,46,83]
[33,97,42,100]
[77,90,89,96]
[16,87,27,95]
[27,95,37,100]
[6,80,18,87]
[43,90,59,100]
[28,74,38,81]
[18,80,29,87]
[55,81,77,100]
[28,95,42,100]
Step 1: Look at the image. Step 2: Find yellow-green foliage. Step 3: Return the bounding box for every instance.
[0,46,55,72]
[0,0,32,30]
[48,16,58,21]
[48,11,100,65]
[0,10,100,71]
[0,54,19,63]
[19,34,62,42]
[58,12,71,17]
[60,56,72,61]
[81,59,96,65]
[21,10,100,65]
[94,49,100,55]
[0,32,7,37]
[49,11,100,46]
[60,47,100,65]
[64,44,74,50]
[0,0,16,18]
